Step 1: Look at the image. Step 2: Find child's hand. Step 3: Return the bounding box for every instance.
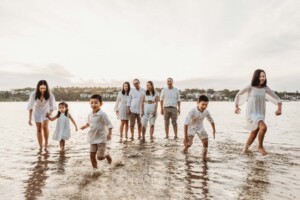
[80,126,85,130]
[235,107,241,114]
[275,110,282,116]
[141,111,144,117]
[116,111,119,116]
[75,127,78,132]
[107,134,112,141]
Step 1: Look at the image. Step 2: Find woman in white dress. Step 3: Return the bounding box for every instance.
[47,102,78,151]
[141,81,159,142]
[27,80,57,149]
[114,82,131,142]
[235,69,282,156]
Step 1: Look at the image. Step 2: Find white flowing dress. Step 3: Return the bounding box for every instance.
[27,92,57,122]
[234,85,282,131]
[114,91,130,120]
[52,114,71,141]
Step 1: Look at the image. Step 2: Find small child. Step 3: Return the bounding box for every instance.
[47,102,78,151]
[183,95,216,161]
[80,94,113,169]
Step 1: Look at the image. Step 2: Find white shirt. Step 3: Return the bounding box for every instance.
[184,108,214,135]
[160,87,180,108]
[27,92,57,122]
[127,87,146,114]
[87,109,113,144]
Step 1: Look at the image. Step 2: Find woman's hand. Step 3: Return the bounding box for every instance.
[235,106,241,114]
[28,119,33,126]
[275,109,282,116]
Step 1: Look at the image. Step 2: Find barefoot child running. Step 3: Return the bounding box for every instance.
[235,69,282,156]
[80,94,113,169]
[47,102,78,151]
[183,95,216,161]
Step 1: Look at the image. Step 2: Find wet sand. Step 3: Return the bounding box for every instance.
[0,102,299,200]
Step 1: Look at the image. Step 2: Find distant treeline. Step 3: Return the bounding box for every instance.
[0,87,299,102]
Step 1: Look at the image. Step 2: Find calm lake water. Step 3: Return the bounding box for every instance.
[0,102,299,200]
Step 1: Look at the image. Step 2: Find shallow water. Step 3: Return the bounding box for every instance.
[0,102,299,200]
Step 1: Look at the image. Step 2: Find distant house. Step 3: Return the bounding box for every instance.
[80,93,92,98]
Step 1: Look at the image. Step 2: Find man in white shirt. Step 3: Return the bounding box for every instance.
[160,78,181,139]
[127,79,145,140]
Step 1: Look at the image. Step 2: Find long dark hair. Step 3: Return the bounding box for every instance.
[146,81,156,96]
[35,80,50,100]
[122,82,131,95]
[251,69,267,87]
[56,102,69,118]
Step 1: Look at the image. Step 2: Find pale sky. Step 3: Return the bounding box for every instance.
[0,0,299,91]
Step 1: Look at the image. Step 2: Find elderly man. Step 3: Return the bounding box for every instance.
[160,78,181,139]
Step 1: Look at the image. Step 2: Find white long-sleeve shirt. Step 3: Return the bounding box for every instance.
[127,87,145,114]
[184,108,214,135]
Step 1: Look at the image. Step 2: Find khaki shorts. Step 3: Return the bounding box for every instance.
[90,143,107,158]
[164,107,178,127]
[130,112,142,128]
[186,131,208,147]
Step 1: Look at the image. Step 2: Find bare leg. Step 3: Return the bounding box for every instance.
[35,122,43,149]
[124,120,129,139]
[173,126,178,139]
[165,125,169,139]
[257,121,268,156]
[142,127,146,142]
[130,126,134,140]
[202,139,208,161]
[138,124,142,140]
[90,152,97,168]
[120,121,125,142]
[60,140,65,151]
[42,120,49,149]
[244,128,259,153]
[150,125,154,140]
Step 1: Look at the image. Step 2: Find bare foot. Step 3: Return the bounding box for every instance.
[119,138,123,143]
[130,137,134,141]
[106,155,112,164]
[258,147,268,156]
[174,136,178,140]
[165,136,169,139]
[183,148,188,154]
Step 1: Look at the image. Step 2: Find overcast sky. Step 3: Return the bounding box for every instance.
[0,0,299,91]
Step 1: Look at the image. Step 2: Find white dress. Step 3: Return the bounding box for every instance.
[114,91,130,120]
[27,92,57,122]
[52,114,71,141]
[235,85,282,131]
[141,93,159,128]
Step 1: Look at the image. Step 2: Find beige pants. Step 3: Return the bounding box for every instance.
[90,143,107,159]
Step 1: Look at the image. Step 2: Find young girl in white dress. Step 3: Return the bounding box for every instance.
[141,81,159,142]
[114,82,131,142]
[235,69,282,156]
[47,102,78,151]
[27,80,57,150]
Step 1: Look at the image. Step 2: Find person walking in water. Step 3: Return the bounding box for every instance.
[235,69,282,156]
[27,80,57,150]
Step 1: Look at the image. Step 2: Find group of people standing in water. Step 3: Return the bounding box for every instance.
[27,69,282,168]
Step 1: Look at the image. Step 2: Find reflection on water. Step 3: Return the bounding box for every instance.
[184,157,209,199]
[24,150,50,200]
[237,160,269,200]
